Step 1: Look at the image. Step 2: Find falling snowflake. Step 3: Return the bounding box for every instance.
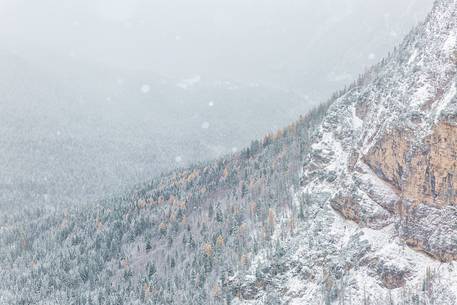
[208,101,214,107]
[201,122,210,129]
[141,84,151,93]
[232,147,238,153]
[368,53,376,60]
[175,156,182,163]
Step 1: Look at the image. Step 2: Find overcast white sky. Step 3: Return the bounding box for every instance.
[0,0,434,95]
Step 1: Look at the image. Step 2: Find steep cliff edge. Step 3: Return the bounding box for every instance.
[303,0,457,262]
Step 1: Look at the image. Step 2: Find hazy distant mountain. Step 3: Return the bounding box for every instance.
[0,52,308,209]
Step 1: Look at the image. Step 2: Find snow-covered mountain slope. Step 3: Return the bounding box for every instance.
[232,0,457,304]
[2,1,457,305]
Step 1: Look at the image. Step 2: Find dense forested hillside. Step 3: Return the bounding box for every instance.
[1,33,432,303]
[0,94,333,304]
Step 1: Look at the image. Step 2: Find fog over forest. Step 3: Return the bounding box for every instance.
[0,0,434,210]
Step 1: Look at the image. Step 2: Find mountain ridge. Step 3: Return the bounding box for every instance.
[302,0,457,260]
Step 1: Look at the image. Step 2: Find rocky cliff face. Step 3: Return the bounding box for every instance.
[364,119,457,209]
[303,0,457,261]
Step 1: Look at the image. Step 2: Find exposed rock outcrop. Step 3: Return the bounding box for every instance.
[366,257,413,289]
[401,203,457,261]
[365,122,457,208]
